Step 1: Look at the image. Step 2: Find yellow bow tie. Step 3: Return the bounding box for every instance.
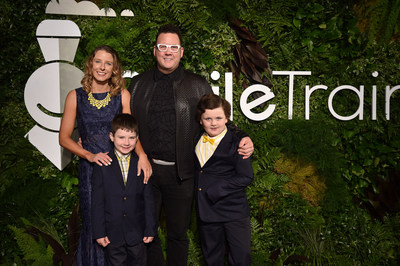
[203,135,215,145]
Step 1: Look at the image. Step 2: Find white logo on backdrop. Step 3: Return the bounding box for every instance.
[24,19,82,170]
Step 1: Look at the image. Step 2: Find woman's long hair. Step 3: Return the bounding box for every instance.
[81,45,125,96]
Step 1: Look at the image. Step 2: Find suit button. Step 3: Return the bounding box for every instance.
[123,213,127,217]
[200,170,203,174]
[198,188,202,191]
[123,196,127,200]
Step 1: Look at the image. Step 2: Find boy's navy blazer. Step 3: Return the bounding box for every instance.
[194,129,254,223]
[91,150,157,246]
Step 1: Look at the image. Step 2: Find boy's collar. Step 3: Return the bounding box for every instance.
[114,149,131,159]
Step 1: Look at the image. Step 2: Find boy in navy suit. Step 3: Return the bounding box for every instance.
[91,113,157,266]
[195,94,254,266]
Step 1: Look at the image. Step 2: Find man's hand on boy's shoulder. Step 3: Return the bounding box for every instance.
[96,236,110,247]
[143,236,154,243]
[238,136,254,159]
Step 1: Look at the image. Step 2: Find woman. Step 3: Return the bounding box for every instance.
[59,45,151,265]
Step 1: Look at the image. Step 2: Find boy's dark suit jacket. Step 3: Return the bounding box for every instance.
[91,150,157,246]
[194,129,254,223]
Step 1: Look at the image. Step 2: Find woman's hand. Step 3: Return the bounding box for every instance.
[87,152,112,166]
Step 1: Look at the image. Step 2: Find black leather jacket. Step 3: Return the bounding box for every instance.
[128,66,247,181]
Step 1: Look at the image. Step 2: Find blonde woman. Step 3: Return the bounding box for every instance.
[60,45,151,265]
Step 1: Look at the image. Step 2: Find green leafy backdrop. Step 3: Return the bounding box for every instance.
[1,0,400,265]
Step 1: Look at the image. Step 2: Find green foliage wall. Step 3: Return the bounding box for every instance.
[1,0,400,264]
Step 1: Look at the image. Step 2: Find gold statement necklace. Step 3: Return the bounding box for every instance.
[88,91,111,109]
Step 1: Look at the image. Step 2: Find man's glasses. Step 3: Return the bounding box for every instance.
[156,44,181,53]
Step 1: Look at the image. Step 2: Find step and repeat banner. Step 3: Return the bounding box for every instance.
[24,0,399,170]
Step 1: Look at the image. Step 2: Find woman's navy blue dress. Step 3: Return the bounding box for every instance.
[75,87,122,265]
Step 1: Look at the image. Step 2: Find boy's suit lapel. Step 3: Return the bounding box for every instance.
[109,151,125,188]
[125,153,138,187]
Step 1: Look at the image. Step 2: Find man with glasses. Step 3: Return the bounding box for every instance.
[128,24,254,266]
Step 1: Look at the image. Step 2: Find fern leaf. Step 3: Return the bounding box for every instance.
[8,225,54,265]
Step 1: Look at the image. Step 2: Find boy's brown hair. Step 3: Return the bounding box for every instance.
[196,93,231,121]
[111,113,139,135]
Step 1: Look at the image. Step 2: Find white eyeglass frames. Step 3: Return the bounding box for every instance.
[156,44,181,53]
